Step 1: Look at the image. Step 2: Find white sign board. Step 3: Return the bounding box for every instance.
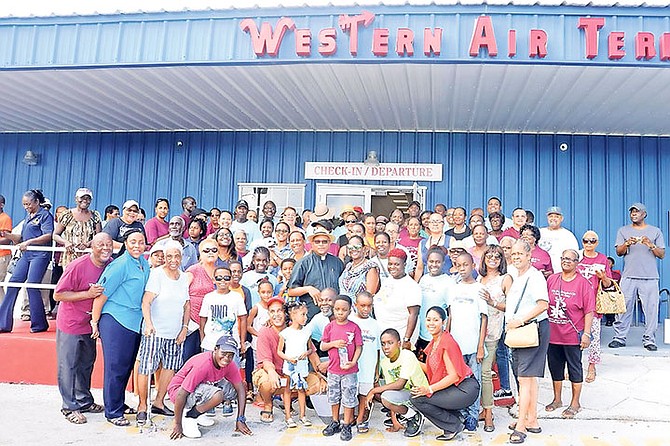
[305,162,442,182]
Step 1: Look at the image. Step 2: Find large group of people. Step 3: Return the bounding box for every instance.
[0,189,665,443]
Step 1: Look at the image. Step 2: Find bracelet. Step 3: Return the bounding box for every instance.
[90,320,98,325]
[182,324,188,329]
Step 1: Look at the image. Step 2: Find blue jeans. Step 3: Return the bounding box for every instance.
[461,353,482,423]
[0,253,50,332]
[57,329,97,410]
[496,334,511,390]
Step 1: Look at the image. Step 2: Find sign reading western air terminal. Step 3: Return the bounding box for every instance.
[305,162,443,181]
[241,11,670,63]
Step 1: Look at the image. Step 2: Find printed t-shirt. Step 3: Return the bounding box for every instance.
[199,290,248,350]
[350,314,381,384]
[418,273,455,341]
[168,351,241,402]
[380,349,428,390]
[546,273,595,345]
[374,274,422,345]
[55,254,109,335]
[321,320,363,375]
[530,245,553,275]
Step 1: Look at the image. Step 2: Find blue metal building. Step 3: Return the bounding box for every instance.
[0,2,669,296]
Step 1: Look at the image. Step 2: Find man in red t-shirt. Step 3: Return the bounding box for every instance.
[168,335,252,439]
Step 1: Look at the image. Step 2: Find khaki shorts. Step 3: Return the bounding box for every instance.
[252,369,323,395]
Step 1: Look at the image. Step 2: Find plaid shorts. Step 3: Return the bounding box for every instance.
[138,335,183,375]
[327,372,358,409]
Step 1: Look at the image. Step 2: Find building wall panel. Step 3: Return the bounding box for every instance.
[1,130,668,285]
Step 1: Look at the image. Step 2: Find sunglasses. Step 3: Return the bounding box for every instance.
[485,253,502,260]
[312,239,330,245]
[202,248,218,254]
[582,238,598,244]
[345,219,357,224]
[275,229,289,233]
[347,245,363,251]
[214,275,232,281]
[560,257,578,263]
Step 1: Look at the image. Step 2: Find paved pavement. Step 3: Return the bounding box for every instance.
[2,326,669,446]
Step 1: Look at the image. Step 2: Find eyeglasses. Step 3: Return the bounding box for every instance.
[214,275,232,281]
[582,238,598,244]
[429,220,443,224]
[202,248,218,254]
[312,239,330,245]
[347,245,363,251]
[560,257,578,263]
[275,229,289,234]
[485,253,502,260]
[345,219,357,224]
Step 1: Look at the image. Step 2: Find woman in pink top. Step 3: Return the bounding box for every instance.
[576,230,612,383]
[144,198,170,247]
[520,224,553,278]
[411,306,480,441]
[182,239,217,362]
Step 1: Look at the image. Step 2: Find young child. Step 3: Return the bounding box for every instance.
[365,328,428,437]
[240,247,279,307]
[199,266,248,416]
[277,301,314,428]
[275,258,296,302]
[350,291,381,434]
[447,252,488,432]
[320,295,363,442]
[247,279,274,363]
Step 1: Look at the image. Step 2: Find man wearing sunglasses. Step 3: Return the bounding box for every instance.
[609,203,665,352]
[288,222,344,321]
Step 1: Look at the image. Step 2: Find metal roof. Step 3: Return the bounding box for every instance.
[1,0,668,19]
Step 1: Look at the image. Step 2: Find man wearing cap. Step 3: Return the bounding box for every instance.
[154,216,198,271]
[230,199,262,245]
[102,199,145,251]
[0,194,13,304]
[180,196,197,238]
[252,296,327,423]
[609,203,665,351]
[538,206,579,273]
[288,225,344,321]
[168,335,252,439]
[53,232,113,424]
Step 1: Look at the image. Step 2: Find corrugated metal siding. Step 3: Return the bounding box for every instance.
[1,130,669,285]
[2,5,670,68]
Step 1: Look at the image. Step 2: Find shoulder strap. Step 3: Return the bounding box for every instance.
[512,278,530,316]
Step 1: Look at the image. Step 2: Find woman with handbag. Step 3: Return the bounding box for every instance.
[545,249,595,420]
[576,231,613,383]
[505,240,549,444]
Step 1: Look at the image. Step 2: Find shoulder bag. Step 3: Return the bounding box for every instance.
[596,280,626,314]
[504,278,540,348]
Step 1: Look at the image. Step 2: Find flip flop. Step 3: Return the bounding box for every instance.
[509,422,542,433]
[561,406,581,419]
[107,416,130,427]
[585,369,596,383]
[123,405,137,415]
[509,430,527,444]
[545,401,562,412]
[260,410,274,423]
[61,409,87,424]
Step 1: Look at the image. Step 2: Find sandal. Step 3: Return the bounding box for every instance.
[20,314,30,322]
[585,368,597,383]
[357,421,369,433]
[61,409,87,424]
[246,390,254,403]
[123,405,137,415]
[82,402,104,413]
[544,401,562,412]
[509,430,527,444]
[107,416,130,427]
[561,406,580,419]
[136,411,148,425]
[509,422,541,433]
[260,410,274,423]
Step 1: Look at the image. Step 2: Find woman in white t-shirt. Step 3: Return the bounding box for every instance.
[136,241,191,423]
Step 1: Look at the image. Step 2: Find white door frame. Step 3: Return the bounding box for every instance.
[315,183,426,214]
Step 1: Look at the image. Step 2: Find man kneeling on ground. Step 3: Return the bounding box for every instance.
[168,335,252,439]
[252,296,328,423]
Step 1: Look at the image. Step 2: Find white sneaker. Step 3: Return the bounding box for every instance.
[196,414,215,427]
[181,416,201,438]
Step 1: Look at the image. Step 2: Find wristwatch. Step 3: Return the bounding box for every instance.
[403,337,410,343]
[236,415,247,423]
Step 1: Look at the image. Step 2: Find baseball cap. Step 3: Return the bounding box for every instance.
[123,199,140,210]
[235,199,249,209]
[75,187,93,199]
[546,206,563,216]
[353,206,364,215]
[629,202,647,213]
[267,296,285,308]
[215,335,239,353]
[190,207,210,218]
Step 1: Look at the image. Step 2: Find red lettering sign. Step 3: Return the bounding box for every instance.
[469,16,498,57]
[424,28,442,56]
[396,28,414,56]
[608,32,625,59]
[338,11,375,56]
[318,28,337,56]
[373,28,389,56]
[660,33,670,61]
[295,29,311,56]
[508,29,517,57]
[529,30,547,58]
[635,32,656,60]
[578,17,605,59]
[240,17,296,57]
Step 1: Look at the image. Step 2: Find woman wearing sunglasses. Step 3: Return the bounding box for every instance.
[576,231,613,384]
[338,235,380,301]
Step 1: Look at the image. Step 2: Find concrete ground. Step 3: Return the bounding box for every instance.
[2,326,669,446]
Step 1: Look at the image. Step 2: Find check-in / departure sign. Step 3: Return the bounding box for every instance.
[305,162,442,182]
